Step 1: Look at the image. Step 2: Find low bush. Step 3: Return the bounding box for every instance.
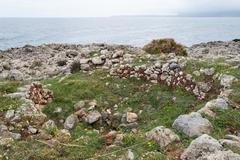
[70,61,81,73]
[143,38,187,56]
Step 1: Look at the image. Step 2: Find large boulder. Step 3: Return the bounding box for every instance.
[172,112,212,137]
[199,150,240,160]
[145,126,180,148]
[181,134,223,160]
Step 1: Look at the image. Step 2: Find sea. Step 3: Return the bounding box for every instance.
[0,17,240,50]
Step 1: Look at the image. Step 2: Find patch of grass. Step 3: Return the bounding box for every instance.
[208,109,240,140]
[0,81,23,112]
[229,81,240,106]
[184,59,240,79]
[0,97,23,112]
[143,38,187,56]
[0,81,23,95]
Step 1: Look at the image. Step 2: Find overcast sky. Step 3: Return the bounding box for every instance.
[0,0,240,17]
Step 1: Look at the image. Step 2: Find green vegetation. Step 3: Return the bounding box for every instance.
[1,59,240,159]
[143,38,187,56]
[70,61,81,73]
[0,81,23,112]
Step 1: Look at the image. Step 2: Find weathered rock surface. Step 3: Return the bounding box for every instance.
[84,111,101,124]
[172,112,212,137]
[181,134,223,160]
[64,114,78,130]
[145,126,180,148]
[200,150,240,160]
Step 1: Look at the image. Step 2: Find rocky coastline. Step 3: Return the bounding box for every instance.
[0,40,240,159]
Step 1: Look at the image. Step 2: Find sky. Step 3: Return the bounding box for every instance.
[0,0,240,17]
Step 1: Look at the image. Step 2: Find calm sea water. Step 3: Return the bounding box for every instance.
[0,17,240,50]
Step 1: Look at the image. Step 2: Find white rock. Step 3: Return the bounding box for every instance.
[172,112,212,137]
[200,150,240,160]
[92,57,104,65]
[5,110,15,120]
[145,126,180,148]
[84,111,101,124]
[181,134,223,160]
[219,74,237,88]
[64,114,78,130]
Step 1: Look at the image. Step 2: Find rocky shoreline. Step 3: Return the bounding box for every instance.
[0,40,240,159]
[0,40,239,81]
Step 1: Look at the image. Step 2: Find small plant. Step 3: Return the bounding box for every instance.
[70,61,81,73]
[143,38,187,56]
[46,127,58,136]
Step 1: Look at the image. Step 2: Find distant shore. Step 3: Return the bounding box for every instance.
[0,40,239,81]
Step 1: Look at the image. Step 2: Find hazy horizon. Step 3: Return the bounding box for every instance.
[0,0,240,17]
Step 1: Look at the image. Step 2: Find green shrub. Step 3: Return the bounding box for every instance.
[70,61,81,73]
[143,38,187,56]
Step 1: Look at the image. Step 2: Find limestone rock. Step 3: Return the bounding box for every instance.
[172,112,212,137]
[64,114,78,130]
[92,57,104,65]
[145,126,180,148]
[219,74,237,88]
[126,112,138,123]
[5,110,15,120]
[84,111,101,124]
[181,134,223,160]
[200,150,240,160]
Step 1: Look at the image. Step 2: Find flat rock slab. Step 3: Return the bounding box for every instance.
[172,112,212,137]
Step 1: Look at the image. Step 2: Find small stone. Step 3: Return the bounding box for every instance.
[64,114,78,130]
[10,132,21,140]
[53,107,62,113]
[74,108,87,119]
[219,74,237,88]
[126,112,138,123]
[102,131,117,145]
[74,100,86,111]
[127,149,134,160]
[169,62,180,70]
[28,126,38,134]
[92,57,104,65]
[5,110,15,120]
[84,111,101,124]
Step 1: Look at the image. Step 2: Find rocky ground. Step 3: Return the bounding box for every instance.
[0,40,240,159]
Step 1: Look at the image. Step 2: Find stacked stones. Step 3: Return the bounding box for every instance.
[0,83,66,147]
[110,60,208,100]
[64,100,139,132]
